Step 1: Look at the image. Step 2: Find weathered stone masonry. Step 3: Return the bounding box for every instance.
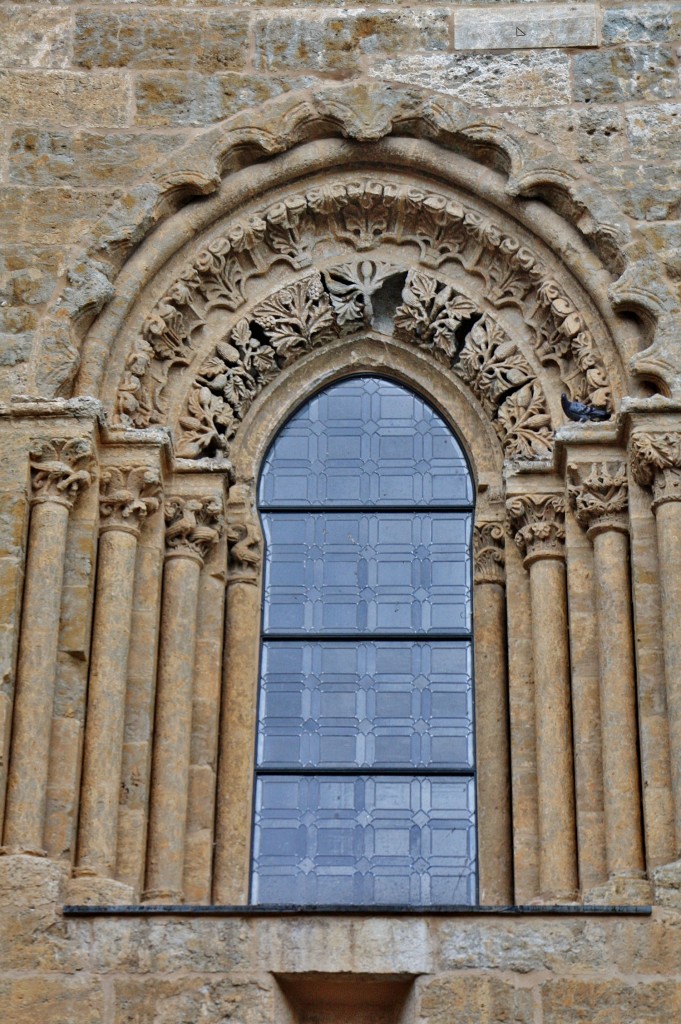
[3,3,681,1021]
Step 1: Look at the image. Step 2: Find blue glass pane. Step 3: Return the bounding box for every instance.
[259,377,473,507]
[252,775,476,906]
[258,641,473,769]
[262,512,471,634]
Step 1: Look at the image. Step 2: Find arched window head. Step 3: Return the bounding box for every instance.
[252,377,476,906]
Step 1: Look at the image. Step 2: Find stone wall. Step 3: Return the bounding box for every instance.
[4,2,681,1021]
[2,2,681,400]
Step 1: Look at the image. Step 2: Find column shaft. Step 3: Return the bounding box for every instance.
[591,527,645,878]
[655,500,681,850]
[3,501,70,853]
[76,528,139,878]
[474,580,513,904]
[529,557,577,898]
[144,554,201,901]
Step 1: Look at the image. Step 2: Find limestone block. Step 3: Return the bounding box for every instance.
[588,161,681,221]
[111,977,270,1024]
[89,917,251,973]
[0,245,63,306]
[74,11,249,71]
[0,7,72,69]
[9,131,182,187]
[540,978,681,1022]
[368,51,571,108]
[253,12,449,72]
[455,3,600,51]
[0,187,112,245]
[0,70,133,128]
[438,917,609,973]
[610,906,681,975]
[507,106,626,166]
[44,715,82,860]
[626,104,681,161]
[572,45,678,102]
[0,977,105,1024]
[603,4,676,43]
[418,974,534,1024]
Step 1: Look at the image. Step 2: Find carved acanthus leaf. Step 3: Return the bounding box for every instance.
[455,317,534,416]
[164,495,224,561]
[506,494,566,563]
[568,461,628,533]
[495,381,553,461]
[115,177,612,431]
[99,466,162,530]
[227,483,262,583]
[630,432,681,510]
[394,271,479,363]
[29,437,93,508]
[473,522,506,586]
[324,260,397,326]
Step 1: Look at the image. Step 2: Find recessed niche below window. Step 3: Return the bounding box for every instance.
[273,973,417,1024]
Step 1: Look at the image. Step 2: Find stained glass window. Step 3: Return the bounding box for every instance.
[252,377,476,906]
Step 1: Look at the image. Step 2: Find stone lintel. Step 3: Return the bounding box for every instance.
[455,4,601,53]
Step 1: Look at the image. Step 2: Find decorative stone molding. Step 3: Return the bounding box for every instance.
[473,522,506,586]
[506,494,566,565]
[164,496,224,563]
[29,438,93,509]
[227,484,262,584]
[98,466,162,535]
[113,176,611,446]
[567,461,629,537]
[630,433,681,511]
[172,265,554,465]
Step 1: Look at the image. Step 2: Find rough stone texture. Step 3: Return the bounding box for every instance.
[2,2,681,1020]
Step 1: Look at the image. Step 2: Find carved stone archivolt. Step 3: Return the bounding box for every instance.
[507,494,566,565]
[568,461,629,536]
[112,173,615,469]
[29,438,93,508]
[630,433,681,510]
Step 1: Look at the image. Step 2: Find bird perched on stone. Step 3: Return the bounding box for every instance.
[561,393,611,423]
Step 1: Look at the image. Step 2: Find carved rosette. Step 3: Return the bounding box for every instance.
[99,466,162,535]
[473,522,506,586]
[164,496,224,564]
[114,175,612,457]
[506,494,566,566]
[226,484,262,584]
[568,461,629,537]
[29,437,93,509]
[630,432,681,511]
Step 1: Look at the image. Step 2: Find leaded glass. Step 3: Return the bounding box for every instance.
[252,376,476,907]
[259,377,473,507]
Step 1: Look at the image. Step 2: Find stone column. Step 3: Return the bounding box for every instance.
[213,485,263,904]
[631,432,681,859]
[144,495,223,903]
[569,461,645,894]
[507,493,577,900]
[473,522,513,905]
[74,467,161,889]
[2,438,92,855]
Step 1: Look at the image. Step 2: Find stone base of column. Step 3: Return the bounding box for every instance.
[652,858,681,908]
[142,888,184,905]
[527,890,580,907]
[0,852,66,906]
[64,875,135,906]
[585,876,653,906]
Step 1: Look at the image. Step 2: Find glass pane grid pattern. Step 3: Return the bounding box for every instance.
[253,378,476,907]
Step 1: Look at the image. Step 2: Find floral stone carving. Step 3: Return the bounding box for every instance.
[164,496,224,562]
[506,494,566,564]
[99,466,162,533]
[114,176,612,436]
[630,432,681,510]
[568,461,629,535]
[473,523,506,586]
[29,438,93,508]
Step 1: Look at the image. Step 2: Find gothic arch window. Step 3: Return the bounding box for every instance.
[251,376,477,906]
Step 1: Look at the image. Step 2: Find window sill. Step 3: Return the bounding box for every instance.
[62,903,652,917]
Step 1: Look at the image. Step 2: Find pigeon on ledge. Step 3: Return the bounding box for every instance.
[561,393,611,423]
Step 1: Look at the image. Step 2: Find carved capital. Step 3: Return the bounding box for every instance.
[506,494,566,566]
[29,437,93,509]
[473,522,506,586]
[630,431,681,511]
[568,461,628,537]
[99,466,162,535]
[227,484,262,584]
[164,495,224,563]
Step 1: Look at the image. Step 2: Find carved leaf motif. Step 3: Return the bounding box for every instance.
[496,381,553,459]
[339,182,398,250]
[324,260,397,325]
[177,386,234,459]
[194,240,246,311]
[253,273,335,364]
[456,318,534,413]
[395,271,478,363]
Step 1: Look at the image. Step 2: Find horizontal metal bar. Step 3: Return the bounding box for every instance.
[260,506,475,514]
[254,766,475,776]
[262,633,473,643]
[63,904,652,917]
